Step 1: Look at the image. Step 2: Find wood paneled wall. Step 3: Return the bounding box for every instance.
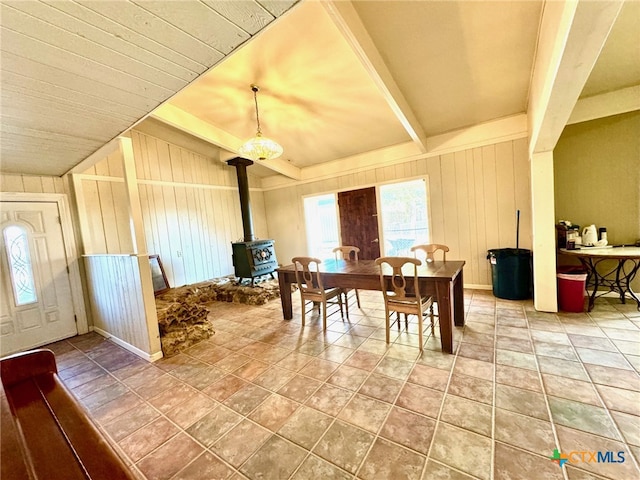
[1,174,67,194]
[84,254,159,359]
[77,131,268,288]
[264,138,531,288]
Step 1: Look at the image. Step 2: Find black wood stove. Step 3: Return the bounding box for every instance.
[227,157,278,285]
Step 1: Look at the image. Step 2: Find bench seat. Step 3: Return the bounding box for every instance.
[1,349,136,480]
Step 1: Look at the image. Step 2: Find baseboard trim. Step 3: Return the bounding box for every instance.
[92,327,163,362]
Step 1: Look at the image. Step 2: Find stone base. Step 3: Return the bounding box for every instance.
[155,275,286,356]
[158,275,282,306]
[160,321,215,357]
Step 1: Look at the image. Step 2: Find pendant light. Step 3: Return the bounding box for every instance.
[238,85,283,161]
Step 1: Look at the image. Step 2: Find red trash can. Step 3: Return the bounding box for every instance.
[557,271,587,312]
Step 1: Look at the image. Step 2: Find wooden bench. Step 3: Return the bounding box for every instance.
[1,349,136,480]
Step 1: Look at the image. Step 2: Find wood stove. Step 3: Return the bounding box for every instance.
[227,157,278,285]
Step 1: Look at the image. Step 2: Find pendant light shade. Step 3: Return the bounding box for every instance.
[238,85,283,161]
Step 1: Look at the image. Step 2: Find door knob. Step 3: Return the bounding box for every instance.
[371,239,379,243]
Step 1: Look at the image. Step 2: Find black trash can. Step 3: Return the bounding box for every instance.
[487,248,532,300]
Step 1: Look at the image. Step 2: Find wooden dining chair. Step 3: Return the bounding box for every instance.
[375,256,434,350]
[292,256,344,330]
[410,243,449,328]
[332,246,361,312]
[410,243,449,262]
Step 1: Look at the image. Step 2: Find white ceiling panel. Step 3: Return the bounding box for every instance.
[0,0,296,175]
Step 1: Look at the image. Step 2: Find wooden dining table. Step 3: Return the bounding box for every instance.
[276,259,465,353]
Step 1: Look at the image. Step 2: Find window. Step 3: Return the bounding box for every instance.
[303,194,339,259]
[379,179,429,256]
[3,225,37,305]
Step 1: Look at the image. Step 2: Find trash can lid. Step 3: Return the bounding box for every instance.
[487,248,532,257]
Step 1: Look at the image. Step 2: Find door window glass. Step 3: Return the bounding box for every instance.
[304,194,339,259]
[379,179,429,256]
[3,225,37,305]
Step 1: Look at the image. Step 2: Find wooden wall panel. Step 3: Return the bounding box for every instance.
[77,178,134,254]
[81,180,108,254]
[129,131,265,286]
[76,131,267,287]
[465,150,480,284]
[84,255,155,356]
[454,150,472,276]
[264,139,532,288]
[426,157,445,245]
[1,174,67,194]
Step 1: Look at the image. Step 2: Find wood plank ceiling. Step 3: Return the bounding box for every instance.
[1,0,637,179]
[0,0,298,176]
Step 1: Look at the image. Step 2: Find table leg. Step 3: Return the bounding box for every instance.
[436,282,453,354]
[580,258,598,312]
[453,269,465,327]
[620,259,640,310]
[278,271,293,320]
[581,258,640,312]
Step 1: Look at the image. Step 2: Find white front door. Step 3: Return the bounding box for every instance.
[0,201,77,356]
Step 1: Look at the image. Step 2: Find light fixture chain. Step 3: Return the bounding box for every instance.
[253,87,262,135]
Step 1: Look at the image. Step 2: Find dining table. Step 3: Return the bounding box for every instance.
[560,246,640,311]
[276,258,465,353]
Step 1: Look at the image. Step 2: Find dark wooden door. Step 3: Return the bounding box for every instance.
[337,187,380,260]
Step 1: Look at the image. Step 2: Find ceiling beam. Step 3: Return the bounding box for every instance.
[261,114,529,191]
[426,114,527,155]
[528,0,623,155]
[67,136,121,175]
[322,0,427,153]
[150,103,302,180]
[568,85,640,125]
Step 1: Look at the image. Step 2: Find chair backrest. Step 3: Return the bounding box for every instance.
[333,246,360,261]
[374,256,422,301]
[411,244,449,262]
[292,256,324,293]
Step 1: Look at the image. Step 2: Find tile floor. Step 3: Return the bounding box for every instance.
[42,289,639,480]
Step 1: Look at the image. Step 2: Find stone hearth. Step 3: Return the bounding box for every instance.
[155,276,284,356]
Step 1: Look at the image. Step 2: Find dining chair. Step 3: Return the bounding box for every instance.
[375,256,434,351]
[410,243,449,328]
[332,246,361,312]
[292,256,344,330]
[410,243,449,262]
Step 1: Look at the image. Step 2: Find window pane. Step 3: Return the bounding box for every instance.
[304,194,339,259]
[3,225,37,305]
[380,179,429,256]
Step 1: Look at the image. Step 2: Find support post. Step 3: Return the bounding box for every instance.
[531,151,558,312]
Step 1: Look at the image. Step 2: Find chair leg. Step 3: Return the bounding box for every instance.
[301,299,306,326]
[418,312,423,351]
[322,302,328,330]
[396,312,401,330]
[385,308,391,344]
[430,304,435,335]
[404,313,408,329]
[355,289,361,308]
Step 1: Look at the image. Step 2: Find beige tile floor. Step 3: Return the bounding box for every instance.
[43,289,640,480]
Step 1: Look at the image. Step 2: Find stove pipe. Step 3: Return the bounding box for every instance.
[227,157,254,242]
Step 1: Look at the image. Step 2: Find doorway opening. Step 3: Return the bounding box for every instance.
[303,178,430,259]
